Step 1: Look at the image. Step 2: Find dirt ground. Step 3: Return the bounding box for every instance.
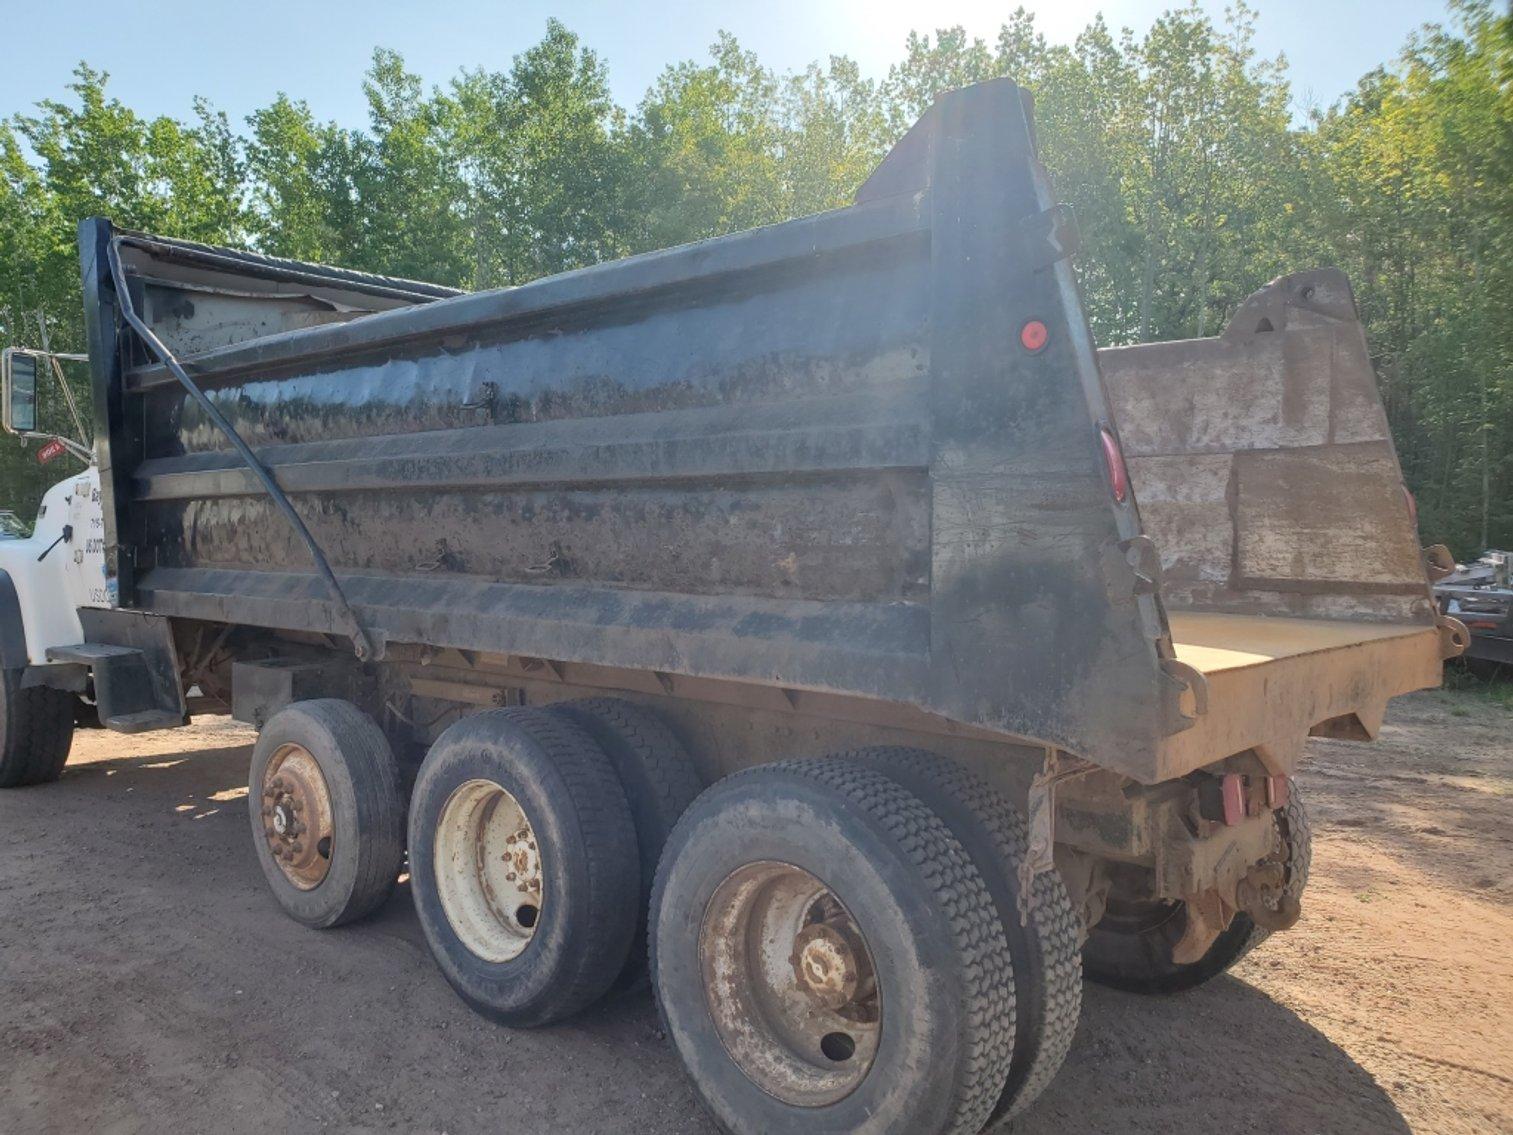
[0,688,1508,1135]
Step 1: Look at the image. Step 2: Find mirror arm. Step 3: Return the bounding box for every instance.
[35,313,89,446]
[40,435,94,463]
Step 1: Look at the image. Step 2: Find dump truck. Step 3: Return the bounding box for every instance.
[0,80,1464,1134]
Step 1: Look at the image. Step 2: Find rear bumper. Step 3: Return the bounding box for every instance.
[1149,613,1445,782]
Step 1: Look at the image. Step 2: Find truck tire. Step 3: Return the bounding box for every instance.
[545,698,701,988]
[248,699,405,929]
[651,759,1014,1135]
[1083,789,1312,994]
[0,668,76,788]
[852,747,1081,1123]
[407,707,639,1027]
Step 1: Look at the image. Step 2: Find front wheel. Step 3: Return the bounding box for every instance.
[651,759,1015,1135]
[0,668,76,788]
[1082,790,1312,994]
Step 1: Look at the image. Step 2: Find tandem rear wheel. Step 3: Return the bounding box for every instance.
[247,699,406,929]
[405,705,641,1027]
[257,690,1085,1133]
[649,754,1082,1135]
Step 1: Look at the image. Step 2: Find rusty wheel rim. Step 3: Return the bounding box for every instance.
[259,743,335,891]
[699,861,881,1107]
[434,780,544,963]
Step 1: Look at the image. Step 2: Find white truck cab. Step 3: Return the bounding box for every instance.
[0,345,181,791]
[0,345,113,667]
[0,465,113,664]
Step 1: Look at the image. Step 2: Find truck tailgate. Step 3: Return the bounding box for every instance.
[1102,268,1461,782]
[1155,613,1445,781]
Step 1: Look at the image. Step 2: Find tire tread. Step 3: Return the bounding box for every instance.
[667,757,1015,1135]
[494,707,641,1020]
[0,670,75,789]
[850,747,1080,1123]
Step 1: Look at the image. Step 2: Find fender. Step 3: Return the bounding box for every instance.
[0,569,27,670]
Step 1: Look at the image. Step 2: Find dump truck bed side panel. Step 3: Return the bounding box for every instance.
[86,81,1181,778]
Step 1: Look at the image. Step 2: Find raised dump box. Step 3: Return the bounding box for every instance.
[1100,265,1459,778]
[0,79,1461,1135]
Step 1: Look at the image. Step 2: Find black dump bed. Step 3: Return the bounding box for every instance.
[80,79,1447,782]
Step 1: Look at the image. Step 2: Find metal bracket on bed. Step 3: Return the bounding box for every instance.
[1436,614,1470,660]
[1018,204,1081,271]
[1019,748,1097,925]
[1120,533,1164,596]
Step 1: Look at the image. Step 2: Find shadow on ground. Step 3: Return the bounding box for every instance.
[0,730,1412,1134]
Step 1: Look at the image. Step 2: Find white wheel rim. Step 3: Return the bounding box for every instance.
[434,779,544,962]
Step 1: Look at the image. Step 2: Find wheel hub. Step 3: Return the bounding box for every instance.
[791,923,863,1011]
[260,743,335,891]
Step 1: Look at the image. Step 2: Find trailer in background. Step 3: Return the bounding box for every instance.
[1435,550,1513,664]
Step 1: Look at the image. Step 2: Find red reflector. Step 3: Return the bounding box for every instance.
[36,439,66,465]
[1019,319,1049,352]
[1099,425,1128,503]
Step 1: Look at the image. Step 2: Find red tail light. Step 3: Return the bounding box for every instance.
[1099,425,1128,503]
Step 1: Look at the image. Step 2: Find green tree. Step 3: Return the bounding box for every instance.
[246,94,367,265]
[627,33,787,249]
[1,65,249,520]
[448,19,630,288]
[350,49,470,285]
[1307,0,1512,553]
[0,7,1506,553]
[778,56,889,217]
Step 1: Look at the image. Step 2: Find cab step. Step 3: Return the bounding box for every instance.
[47,627,186,734]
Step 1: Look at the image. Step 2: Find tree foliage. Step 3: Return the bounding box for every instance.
[0,3,1507,554]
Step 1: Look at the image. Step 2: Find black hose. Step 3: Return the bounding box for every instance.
[105,237,375,661]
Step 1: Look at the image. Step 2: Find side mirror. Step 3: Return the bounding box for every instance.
[2,349,39,434]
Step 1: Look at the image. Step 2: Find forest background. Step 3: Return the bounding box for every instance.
[1,1,1507,557]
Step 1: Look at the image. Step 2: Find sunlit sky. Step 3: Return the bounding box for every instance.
[7,1,1446,128]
